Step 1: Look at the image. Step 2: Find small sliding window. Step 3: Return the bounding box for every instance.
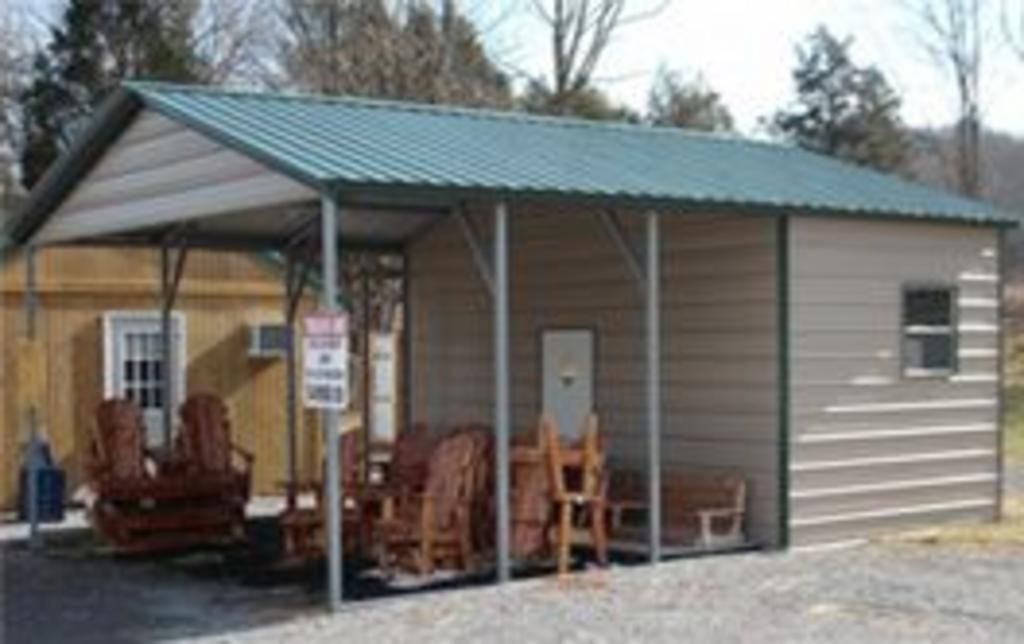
[902,286,957,378]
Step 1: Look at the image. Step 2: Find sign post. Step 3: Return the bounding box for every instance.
[303,305,348,611]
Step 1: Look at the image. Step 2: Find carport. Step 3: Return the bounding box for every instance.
[8,82,683,611]
[7,82,1009,611]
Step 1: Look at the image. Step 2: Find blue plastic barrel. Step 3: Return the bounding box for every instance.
[17,441,66,523]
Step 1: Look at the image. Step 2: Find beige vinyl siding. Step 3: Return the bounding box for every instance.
[788,217,1000,547]
[34,109,314,244]
[409,207,780,546]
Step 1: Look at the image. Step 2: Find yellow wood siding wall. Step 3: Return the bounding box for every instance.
[1,247,320,509]
[788,217,1000,546]
[409,207,781,546]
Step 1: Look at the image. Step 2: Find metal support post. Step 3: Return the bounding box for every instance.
[494,202,511,582]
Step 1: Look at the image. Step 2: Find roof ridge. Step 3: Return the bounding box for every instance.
[123,80,786,149]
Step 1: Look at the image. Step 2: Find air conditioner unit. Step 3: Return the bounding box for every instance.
[248,323,288,358]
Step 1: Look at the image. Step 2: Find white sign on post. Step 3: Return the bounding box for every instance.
[370,333,397,442]
[302,312,350,410]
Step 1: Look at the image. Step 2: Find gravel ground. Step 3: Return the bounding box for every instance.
[3,477,1023,644]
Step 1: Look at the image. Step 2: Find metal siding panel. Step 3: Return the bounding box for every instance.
[35,173,313,243]
[90,126,224,181]
[792,454,997,489]
[69,147,269,211]
[792,478,997,518]
[410,209,781,546]
[34,110,315,243]
[788,217,1000,546]
[790,502,994,546]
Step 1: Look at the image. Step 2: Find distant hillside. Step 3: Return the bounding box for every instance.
[910,128,1024,276]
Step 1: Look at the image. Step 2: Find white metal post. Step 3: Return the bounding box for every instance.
[494,202,511,582]
[646,211,662,562]
[24,246,40,549]
[321,193,344,610]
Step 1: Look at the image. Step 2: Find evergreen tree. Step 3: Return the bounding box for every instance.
[771,27,911,173]
[647,69,733,132]
[18,0,203,188]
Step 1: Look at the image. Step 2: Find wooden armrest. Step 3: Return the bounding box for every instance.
[696,507,743,547]
[695,507,743,519]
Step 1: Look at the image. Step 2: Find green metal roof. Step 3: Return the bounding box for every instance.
[8,81,1015,243]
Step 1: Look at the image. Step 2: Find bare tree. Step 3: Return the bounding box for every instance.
[273,0,510,106]
[528,0,664,114]
[905,0,989,196]
[0,3,29,195]
[648,68,734,132]
[190,0,278,85]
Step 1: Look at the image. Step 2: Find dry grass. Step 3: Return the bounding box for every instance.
[886,497,1024,549]
[1006,387,1024,463]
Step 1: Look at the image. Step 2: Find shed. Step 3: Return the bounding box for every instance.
[3,83,1015,604]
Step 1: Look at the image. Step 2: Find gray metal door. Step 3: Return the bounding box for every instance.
[542,329,595,440]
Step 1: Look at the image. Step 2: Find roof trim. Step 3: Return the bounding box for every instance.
[329,178,1019,229]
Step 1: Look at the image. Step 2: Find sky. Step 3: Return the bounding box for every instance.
[12,0,1024,137]
[491,0,1024,136]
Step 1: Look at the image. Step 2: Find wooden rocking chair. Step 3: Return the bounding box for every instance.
[88,398,247,552]
[174,393,253,503]
[279,429,363,561]
[372,429,480,575]
[510,421,554,560]
[542,414,609,575]
[385,422,437,493]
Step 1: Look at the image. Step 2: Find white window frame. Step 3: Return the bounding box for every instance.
[102,310,187,418]
[901,285,958,379]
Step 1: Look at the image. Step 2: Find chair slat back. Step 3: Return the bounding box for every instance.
[178,393,232,475]
[390,422,436,491]
[422,430,476,531]
[458,423,495,550]
[542,414,604,499]
[94,398,147,481]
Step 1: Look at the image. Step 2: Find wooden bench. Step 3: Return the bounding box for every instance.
[608,470,746,550]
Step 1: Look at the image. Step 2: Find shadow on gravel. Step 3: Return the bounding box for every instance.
[3,506,768,644]
[1,515,686,643]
